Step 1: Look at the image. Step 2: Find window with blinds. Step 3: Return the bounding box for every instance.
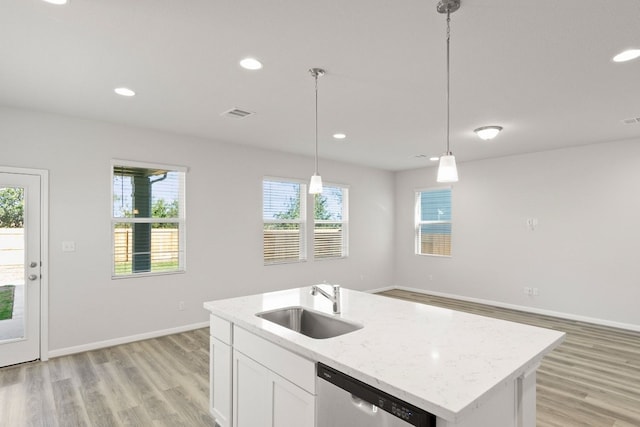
[263,178,307,264]
[314,185,348,259]
[112,160,186,277]
[415,188,452,256]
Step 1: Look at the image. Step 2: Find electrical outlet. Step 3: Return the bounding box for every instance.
[532,288,539,296]
[178,301,185,311]
[523,287,533,296]
[62,241,76,252]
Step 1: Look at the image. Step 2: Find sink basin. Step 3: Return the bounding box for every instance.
[256,306,363,339]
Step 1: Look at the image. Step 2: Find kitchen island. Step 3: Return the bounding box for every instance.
[203,287,565,427]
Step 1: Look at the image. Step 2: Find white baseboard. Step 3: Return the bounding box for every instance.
[364,285,396,294]
[378,285,640,333]
[48,321,209,359]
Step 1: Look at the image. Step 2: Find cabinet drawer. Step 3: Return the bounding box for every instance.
[233,326,315,394]
[210,315,232,344]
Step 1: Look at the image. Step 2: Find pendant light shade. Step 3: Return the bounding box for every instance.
[437,153,458,183]
[309,174,323,194]
[308,68,325,194]
[436,0,460,183]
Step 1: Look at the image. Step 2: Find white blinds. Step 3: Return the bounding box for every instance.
[415,188,452,256]
[314,185,348,259]
[263,179,307,264]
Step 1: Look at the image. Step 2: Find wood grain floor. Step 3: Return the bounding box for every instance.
[1,293,639,426]
[379,289,640,427]
[0,328,215,427]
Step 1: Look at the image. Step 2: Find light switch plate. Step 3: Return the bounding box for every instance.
[62,241,76,252]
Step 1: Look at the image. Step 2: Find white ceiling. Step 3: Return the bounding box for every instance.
[1,0,639,171]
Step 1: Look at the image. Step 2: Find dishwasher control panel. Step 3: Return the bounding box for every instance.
[317,363,436,427]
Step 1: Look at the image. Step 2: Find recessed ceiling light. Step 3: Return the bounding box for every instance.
[429,156,440,162]
[42,0,68,4]
[613,49,640,63]
[474,125,503,140]
[332,133,346,140]
[114,87,136,97]
[239,58,263,70]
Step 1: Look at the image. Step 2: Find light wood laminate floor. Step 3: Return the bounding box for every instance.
[0,328,215,427]
[379,289,640,427]
[1,292,639,426]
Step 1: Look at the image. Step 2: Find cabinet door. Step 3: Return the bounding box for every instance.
[272,372,315,427]
[210,337,232,427]
[233,350,271,427]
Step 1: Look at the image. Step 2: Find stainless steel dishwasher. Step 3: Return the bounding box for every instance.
[317,363,436,427]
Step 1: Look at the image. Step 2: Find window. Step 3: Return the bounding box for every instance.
[263,178,306,264]
[112,160,186,277]
[314,185,348,259]
[415,188,452,256]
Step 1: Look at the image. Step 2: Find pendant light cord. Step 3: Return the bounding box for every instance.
[314,73,319,175]
[446,9,451,155]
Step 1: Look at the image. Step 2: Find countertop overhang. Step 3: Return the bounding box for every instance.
[203,287,565,422]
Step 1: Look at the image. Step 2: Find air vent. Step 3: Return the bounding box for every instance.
[221,108,254,119]
[622,117,640,125]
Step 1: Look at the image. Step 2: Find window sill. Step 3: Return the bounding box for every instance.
[111,270,186,280]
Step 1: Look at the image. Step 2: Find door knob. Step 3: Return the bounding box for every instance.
[30,261,39,268]
[28,274,38,281]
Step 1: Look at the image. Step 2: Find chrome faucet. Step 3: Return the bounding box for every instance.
[310,284,341,314]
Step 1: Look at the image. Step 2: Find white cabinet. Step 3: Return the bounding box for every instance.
[233,351,271,427]
[232,326,315,427]
[233,350,314,427]
[210,316,233,427]
[210,336,232,427]
[208,315,315,427]
[271,368,315,427]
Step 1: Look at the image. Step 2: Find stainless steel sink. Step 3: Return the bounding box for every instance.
[256,306,362,339]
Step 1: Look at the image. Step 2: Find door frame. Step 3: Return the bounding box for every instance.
[0,166,49,362]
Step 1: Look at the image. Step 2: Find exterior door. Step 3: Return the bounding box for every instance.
[0,172,41,367]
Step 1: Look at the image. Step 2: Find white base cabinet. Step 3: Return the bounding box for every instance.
[209,315,315,427]
[210,315,233,427]
[233,350,314,427]
[210,336,232,427]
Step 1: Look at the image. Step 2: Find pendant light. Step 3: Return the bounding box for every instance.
[308,67,325,194]
[436,0,460,183]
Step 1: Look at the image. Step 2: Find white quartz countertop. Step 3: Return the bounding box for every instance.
[203,287,565,422]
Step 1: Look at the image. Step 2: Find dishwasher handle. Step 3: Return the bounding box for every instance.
[351,394,379,415]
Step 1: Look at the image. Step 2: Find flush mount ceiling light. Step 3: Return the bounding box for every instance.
[474,125,503,140]
[436,0,460,183]
[332,133,346,140]
[613,49,640,63]
[239,57,263,70]
[309,68,325,195]
[42,0,68,4]
[114,87,136,97]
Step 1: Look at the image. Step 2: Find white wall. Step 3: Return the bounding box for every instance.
[0,107,395,352]
[4,104,638,353]
[395,139,640,327]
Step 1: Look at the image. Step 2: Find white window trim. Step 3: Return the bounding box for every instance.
[111,159,188,278]
[414,186,452,258]
[263,177,308,265]
[313,182,349,260]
